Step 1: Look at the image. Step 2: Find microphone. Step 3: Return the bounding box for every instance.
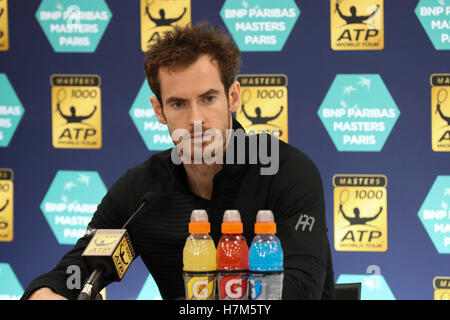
[77,192,157,300]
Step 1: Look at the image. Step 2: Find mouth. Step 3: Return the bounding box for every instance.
[191,131,213,142]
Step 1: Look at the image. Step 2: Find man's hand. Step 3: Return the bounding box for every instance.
[28,287,68,300]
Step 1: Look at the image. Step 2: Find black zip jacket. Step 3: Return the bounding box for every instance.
[21,119,335,300]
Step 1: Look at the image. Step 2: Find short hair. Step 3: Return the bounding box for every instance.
[144,22,241,104]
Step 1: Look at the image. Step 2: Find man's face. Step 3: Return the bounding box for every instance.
[150,54,240,163]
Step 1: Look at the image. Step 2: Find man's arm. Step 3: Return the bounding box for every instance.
[335,4,348,20]
[268,145,334,299]
[21,171,131,300]
[167,7,187,24]
[22,233,95,300]
[0,199,9,211]
[437,104,450,123]
[78,105,97,121]
[366,206,383,223]
[264,106,283,122]
[362,4,380,20]
[28,288,67,300]
[339,204,351,222]
[241,104,254,121]
[145,7,157,24]
[56,103,69,121]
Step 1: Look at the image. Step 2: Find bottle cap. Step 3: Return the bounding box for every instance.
[188,209,210,233]
[254,210,276,234]
[221,210,243,234]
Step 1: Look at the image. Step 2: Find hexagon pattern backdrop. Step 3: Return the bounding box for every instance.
[0,1,449,300]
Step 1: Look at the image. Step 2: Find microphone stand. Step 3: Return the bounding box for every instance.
[77,267,104,300]
[76,192,156,300]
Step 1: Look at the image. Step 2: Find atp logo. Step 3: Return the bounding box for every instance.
[0,0,9,51]
[50,74,102,149]
[119,241,131,265]
[94,238,116,247]
[236,74,288,143]
[331,0,384,50]
[431,74,450,151]
[220,275,247,300]
[140,0,191,52]
[0,168,13,242]
[333,174,388,252]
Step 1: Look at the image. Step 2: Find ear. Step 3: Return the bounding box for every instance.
[228,80,240,113]
[150,96,167,125]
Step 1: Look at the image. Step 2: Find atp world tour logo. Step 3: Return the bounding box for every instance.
[51,74,102,149]
[0,169,13,242]
[331,0,384,50]
[333,174,388,252]
[434,276,450,300]
[431,74,450,151]
[0,0,9,51]
[236,74,288,143]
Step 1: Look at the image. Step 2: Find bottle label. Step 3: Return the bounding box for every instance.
[249,273,284,300]
[184,273,215,300]
[218,273,248,300]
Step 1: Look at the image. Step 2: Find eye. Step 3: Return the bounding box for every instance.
[171,100,184,108]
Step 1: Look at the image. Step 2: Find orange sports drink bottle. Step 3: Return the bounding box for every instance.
[182,210,217,300]
[216,210,249,300]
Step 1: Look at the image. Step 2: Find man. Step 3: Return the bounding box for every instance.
[22,23,334,300]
